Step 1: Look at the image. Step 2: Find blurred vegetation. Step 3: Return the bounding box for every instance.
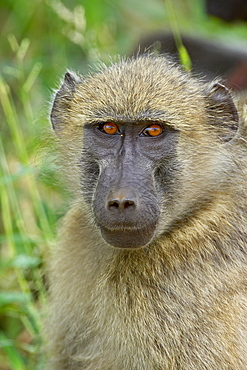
[1,0,247,368]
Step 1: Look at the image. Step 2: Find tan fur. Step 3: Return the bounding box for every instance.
[46,56,247,369]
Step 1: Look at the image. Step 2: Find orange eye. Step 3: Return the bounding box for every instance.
[142,124,163,137]
[103,122,119,135]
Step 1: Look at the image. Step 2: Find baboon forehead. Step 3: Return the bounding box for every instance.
[72,57,205,125]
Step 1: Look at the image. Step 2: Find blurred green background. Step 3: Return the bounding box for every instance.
[1,0,247,369]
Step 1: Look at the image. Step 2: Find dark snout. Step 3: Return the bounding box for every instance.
[94,184,160,249]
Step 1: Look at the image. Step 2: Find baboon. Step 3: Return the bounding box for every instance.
[46,55,247,369]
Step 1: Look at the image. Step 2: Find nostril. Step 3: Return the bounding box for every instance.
[123,200,135,209]
[108,200,120,209]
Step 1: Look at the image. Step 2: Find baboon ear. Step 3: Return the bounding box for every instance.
[51,71,81,131]
[206,82,239,141]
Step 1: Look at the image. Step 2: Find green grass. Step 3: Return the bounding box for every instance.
[0,39,54,369]
[1,0,247,368]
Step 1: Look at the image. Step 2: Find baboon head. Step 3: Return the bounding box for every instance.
[51,56,239,249]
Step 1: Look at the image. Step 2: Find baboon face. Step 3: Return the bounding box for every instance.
[83,120,179,248]
[51,56,239,249]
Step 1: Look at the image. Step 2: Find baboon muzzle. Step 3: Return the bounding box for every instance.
[93,180,160,249]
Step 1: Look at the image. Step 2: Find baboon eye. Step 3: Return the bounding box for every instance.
[98,122,119,135]
[141,124,163,137]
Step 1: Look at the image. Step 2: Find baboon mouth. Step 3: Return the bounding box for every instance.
[100,224,156,249]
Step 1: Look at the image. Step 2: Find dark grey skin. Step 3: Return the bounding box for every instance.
[82,120,178,248]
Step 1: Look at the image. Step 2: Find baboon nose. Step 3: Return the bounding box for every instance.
[107,188,137,212]
[108,199,136,211]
